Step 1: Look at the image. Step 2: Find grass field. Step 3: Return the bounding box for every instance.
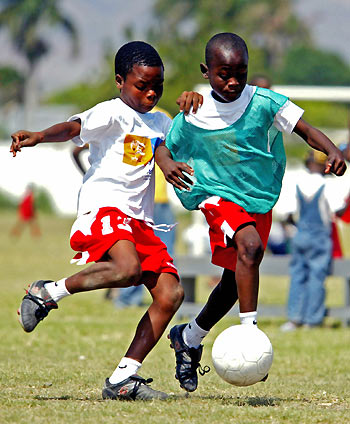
[0,213,349,424]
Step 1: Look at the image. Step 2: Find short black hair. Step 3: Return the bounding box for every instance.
[114,41,164,78]
[205,33,248,66]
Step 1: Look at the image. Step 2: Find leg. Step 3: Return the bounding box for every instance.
[103,272,183,400]
[29,218,41,237]
[10,219,25,237]
[304,237,331,326]
[167,270,238,393]
[196,268,238,331]
[18,240,142,333]
[124,271,183,362]
[234,224,264,313]
[65,240,142,293]
[286,236,308,325]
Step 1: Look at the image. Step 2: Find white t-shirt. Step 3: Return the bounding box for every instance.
[276,168,348,226]
[68,98,172,222]
[185,85,304,133]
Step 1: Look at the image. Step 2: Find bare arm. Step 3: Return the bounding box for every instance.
[155,142,194,190]
[10,120,81,157]
[293,118,346,176]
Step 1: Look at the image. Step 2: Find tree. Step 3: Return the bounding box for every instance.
[147,0,309,114]
[278,45,350,86]
[0,65,25,104]
[0,0,78,125]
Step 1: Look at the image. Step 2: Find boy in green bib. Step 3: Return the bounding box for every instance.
[156,32,346,392]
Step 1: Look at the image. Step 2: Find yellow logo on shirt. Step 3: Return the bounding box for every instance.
[123,134,153,166]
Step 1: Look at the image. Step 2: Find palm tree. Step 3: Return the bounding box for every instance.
[0,0,78,125]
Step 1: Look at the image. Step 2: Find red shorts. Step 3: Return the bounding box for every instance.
[199,197,272,272]
[70,207,178,280]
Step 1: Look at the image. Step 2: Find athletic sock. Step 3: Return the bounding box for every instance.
[45,279,71,303]
[109,357,142,384]
[182,319,209,348]
[239,311,258,325]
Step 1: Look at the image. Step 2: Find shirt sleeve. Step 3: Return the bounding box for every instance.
[163,115,172,137]
[273,100,304,134]
[67,102,114,146]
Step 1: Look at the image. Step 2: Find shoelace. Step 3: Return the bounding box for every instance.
[145,222,178,232]
[130,376,154,399]
[198,364,210,376]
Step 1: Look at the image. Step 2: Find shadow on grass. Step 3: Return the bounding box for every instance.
[34,394,282,406]
[181,394,283,406]
[34,395,104,402]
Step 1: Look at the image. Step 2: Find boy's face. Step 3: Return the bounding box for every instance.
[116,64,164,113]
[201,46,248,102]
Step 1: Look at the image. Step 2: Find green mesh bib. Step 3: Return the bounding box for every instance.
[166,87,288,213]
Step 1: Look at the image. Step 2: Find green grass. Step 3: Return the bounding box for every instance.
[0,213,349,424]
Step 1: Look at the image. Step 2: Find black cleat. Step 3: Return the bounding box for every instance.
[169,324,210,392]
[102,375,168,401]
[18,280,58,332]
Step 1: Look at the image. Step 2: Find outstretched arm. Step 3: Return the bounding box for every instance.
[10,120,81,157]
[155,142,194,190]
[293,118,346,176]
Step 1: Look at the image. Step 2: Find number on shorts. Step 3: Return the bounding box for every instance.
[101,215,113,235]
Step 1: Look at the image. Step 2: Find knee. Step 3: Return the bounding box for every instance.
[158,280,184,313]
[108,260,142,286]
[237,237,264,268]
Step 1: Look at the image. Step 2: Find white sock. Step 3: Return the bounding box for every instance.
[182,319,209,348]
[45,279,71,303]
[239,311,258,325]
[109,357,142,384]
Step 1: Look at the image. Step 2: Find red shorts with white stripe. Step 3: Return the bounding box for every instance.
[199,197,272,272]
[70,207,178,281]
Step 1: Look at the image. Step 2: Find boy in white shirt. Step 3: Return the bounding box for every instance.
[11,41,201,401]
[156,32,346,392]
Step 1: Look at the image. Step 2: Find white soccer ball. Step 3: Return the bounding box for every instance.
[211,324,273,387]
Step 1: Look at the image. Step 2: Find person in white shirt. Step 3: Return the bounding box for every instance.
[10,41,202,401]
[280,151,349,331]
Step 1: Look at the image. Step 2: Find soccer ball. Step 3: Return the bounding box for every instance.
[211,324,273,387]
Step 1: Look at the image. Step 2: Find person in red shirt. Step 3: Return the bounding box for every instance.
[11,184,41,238]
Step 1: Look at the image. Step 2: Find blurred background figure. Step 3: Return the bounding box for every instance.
[280,151,349,331]
[182,211,211,257]
[10,183,41,238]
[338,139,350,223]
[266,216,296,255]
[249,74,272,89]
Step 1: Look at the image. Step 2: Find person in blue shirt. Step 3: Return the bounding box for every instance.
[156,32,347,392]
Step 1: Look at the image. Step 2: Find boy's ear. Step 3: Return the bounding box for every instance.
[115,74,124,89]
[200,63,209,79]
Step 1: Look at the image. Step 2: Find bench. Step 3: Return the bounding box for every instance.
[175,255,350,326]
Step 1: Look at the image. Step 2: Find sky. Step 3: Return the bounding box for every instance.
[0,0,350,95]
